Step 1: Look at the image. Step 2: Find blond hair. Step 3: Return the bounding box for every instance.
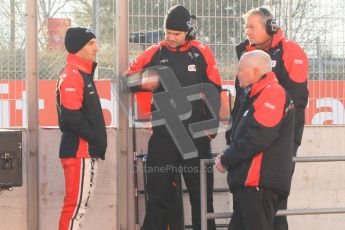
[243,7,274,22]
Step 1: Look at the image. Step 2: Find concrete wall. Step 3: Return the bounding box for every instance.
[38,128,117,230]
[286,126,345,230]
[212,126,345,229]
[0,128,118,230]
[0,126,344,229]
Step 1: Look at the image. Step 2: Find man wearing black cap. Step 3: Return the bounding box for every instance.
[127,5,221,230]
[56,27,107,230]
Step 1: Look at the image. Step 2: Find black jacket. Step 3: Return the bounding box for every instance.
[56,54,107,159]
[128,40,222,143]
[221,72,295,197]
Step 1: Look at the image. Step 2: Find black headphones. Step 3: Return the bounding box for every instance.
[257,7,278,35]
[186,15,198,40]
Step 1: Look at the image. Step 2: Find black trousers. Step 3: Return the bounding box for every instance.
[228,187,280,230]
[273,141,299,230]
[273,197,288,230]
[142,135,216,230]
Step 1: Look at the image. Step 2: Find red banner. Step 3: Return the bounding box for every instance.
[0,80,344,128]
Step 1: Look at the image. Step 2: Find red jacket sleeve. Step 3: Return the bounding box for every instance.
[282,39,308,84]
[127,43,162,73]
[282,39,309,147]
[193,41,222,88]
[126,44,161,116]
[59,69,84,109]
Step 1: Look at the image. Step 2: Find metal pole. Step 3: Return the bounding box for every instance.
[26,0,39,229]
[10,0,15,53]
[200,159,209,230]
[131,94,140,229]
[277,208,345,216]
[293,155,345,162]
[92,0,99,79]
[205,207,345,219]
[116,1,135,230]
[316,36,324,80]
[203,156,345,164]
[92,0,100,35]
[206,212,232,219]
[287,0,293,39]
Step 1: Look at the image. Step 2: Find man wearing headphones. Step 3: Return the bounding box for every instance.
[127,5,221,230]
[225,7,309,230]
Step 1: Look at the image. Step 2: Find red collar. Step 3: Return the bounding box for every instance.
[66,54,95,74]
[250,72,279,98]
[271,28,284,48]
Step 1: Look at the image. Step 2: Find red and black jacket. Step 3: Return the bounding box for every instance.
[56,54,107,160]
[226,29,308,152]
[221,72,295,197]
[128,40,222,143]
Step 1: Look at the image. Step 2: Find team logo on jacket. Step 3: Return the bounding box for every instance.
[188,52,199,59]
[264,102,276,110]
[160,59,169,64]
[188,64,196,72]
[65,88,76,92]
[271,60,277,67]
[294,59,304,64]
[243,110,249,117]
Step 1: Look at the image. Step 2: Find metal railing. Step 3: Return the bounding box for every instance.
[200,156,345,230]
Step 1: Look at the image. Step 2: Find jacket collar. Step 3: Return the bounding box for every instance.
[162,40,192,52]
[66,53,96,75]
[244,28,285,51]
[250,72,279,98]
[270,28,284,48]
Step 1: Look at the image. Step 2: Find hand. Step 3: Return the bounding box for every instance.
[204,130,217,140]
[140,69,159,91]
[215,153,227,173]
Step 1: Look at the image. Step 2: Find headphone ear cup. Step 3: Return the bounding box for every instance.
[186,15,198,40]
[257,7,279,35]
[265,18,278,35]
